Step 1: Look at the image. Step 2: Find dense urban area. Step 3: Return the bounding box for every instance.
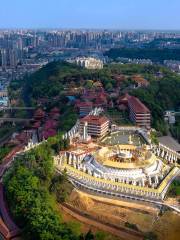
[0,29,180,240]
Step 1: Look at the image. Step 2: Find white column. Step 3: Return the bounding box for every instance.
[142,179,145,187]
[148,177,152,186]
[155,176,159,185]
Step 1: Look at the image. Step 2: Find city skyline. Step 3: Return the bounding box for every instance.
[1,0,180,30]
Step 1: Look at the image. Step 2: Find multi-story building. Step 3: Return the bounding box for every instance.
[80,115,109,137]
[76,101,93,117]
[0,49,7,68]
[118,94,151,129]
[0,49,18,68]
[8,49,18,67]
[128,96,151,129]
[164,110,176,124]
[164,60,180,73]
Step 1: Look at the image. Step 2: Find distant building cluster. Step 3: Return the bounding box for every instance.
[0,49,19,68]
[32,107,60,140]
[0,83,8,107]
[74,81,151,129]
[164,60,180,73]
[75,87,109,117]
[0,29,180,111]
[116,57,153,65]
[74,57,103,69]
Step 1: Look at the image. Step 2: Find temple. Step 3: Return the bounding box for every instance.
[55,109,180,203]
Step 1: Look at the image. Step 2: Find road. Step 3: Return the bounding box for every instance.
[0,107,35,111]
[0,118,33,122]
[0,146,23,239]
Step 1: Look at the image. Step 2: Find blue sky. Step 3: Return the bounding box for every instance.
[1,0,180,29]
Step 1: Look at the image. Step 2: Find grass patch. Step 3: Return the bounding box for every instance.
[168,179,180,197]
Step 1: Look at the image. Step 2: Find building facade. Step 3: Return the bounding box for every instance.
[75,57,103,69]
[118,94,151,129]
[76,102,93,117]
[80,115,109,137]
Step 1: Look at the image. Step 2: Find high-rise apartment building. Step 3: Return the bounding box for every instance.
[0,49,7,68]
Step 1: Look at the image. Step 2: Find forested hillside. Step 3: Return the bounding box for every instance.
[105,48,180,63]
[9,61,180,136]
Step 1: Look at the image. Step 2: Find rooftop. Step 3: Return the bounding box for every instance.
[80,115,109,125]
[76,101,93,108]
[158,136,180,152]
[128,96,150,113]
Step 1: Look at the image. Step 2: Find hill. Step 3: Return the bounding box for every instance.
[105,48,180,63]
[9,61,180,137]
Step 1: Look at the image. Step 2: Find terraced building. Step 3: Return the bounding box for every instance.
[55,119,180,202]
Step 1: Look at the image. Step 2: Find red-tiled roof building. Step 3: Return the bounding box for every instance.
[132,75,149,88]
[118,94,151,129]
[49,108,60,120]
[80,115,109,137]
[128,96,151,129]
[76,101,93,117]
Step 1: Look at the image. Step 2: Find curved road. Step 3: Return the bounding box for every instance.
[0,146,22,239]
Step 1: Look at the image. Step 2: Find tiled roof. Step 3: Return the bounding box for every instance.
[50,107,60,113]
[76,101,93,108]
[80,115,109,125]
[44,120,58,129]
[42,129,57,139]
[128,96,150,113]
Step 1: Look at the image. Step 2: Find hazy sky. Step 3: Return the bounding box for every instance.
[1,0,180,30]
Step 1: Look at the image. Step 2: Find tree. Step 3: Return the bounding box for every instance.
[4,160,78,240]
[66,221,81,238]
[105,82,113,91]
[85,80,94,89]
[144,232,158,240]
[85,230,94,240]
[95,231,106,240]
[49,172,73,203]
